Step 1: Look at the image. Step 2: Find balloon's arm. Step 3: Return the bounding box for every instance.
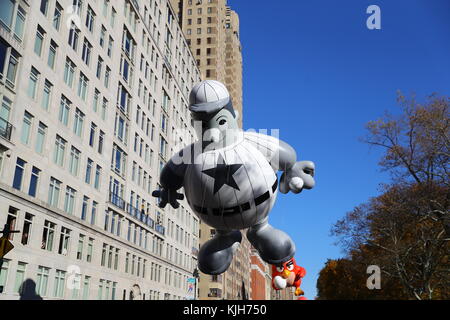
[243,132,297,172]
[152,149,189,209]
[274,140,297,173]
[159,158,187,191]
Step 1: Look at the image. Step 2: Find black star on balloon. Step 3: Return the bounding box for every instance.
[202,154,243,194]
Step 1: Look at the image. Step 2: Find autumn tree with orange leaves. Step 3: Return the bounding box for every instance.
[317,94,449,300]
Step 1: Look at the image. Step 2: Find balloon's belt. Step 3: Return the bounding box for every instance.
[190,180,278,216]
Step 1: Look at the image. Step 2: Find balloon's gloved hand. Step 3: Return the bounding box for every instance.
[152,188,185,209]
[280,161,315,194]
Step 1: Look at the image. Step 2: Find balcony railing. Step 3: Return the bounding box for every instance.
[155,224,165,236]
[127,203,140,218]
[109,192,126,210]
[0,118,12,142]
[110,192,160,231]
[126,203,156,230]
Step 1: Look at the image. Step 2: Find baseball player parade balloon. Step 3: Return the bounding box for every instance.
[153,80,315,294]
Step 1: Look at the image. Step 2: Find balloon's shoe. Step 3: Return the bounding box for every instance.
[247,221,295,265]
[198,230,242,275]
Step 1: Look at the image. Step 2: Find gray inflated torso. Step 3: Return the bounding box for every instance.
[184,135,278,230]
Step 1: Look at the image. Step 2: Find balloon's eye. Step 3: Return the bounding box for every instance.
[219,119,227,126]
[287,264,294,271]
[276,266,284,272]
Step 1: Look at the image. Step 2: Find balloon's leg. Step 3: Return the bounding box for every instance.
[198,230,242,275]
[247,218,295,265]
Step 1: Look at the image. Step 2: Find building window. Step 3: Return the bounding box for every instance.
[92,89,100,112]
[63,58,75,87]
[53,2,63,30]
[71,273,81,299]
[47,40,57,69]
[41,80,52,110]
[14,6,26,40]
[76,234,85,260]
[34,25,45,56]
[27,67,40,99]
[107,37,113,57]
[112,144,127,176]
[98,131,104,154]
[53,135,66,167]
[40,0,49,15]
[96,56,103,79]
[101,98,108,121]
[21,212,33,245]
[0,0,15,28]
[85,6,95,32]
[77,72,89,101]
[120,55,132,84]
[110,8,116,28]
[28,167,41,197]
[36,266,50,296]
[81,196,89,220]
[68,22,80,51]
[41,220,56,251]
[14,262,27,294]
[98,279,104,300]
[81,38,92,65]
[115,113,128,143]
[91,202,97,225]
[59,96,71,126]
[20,111,33,145]
[2,47,19,86]
[119,85,131,114]
[73,109,84,137]
[82,276,90,299]
[1,150,6,176]
[73,0,83,15]
[101,243,107,266]
[94,165,101,189]
[53,270,66,298]
[89,123,96,147]
[69,147,81,176]
[99,26,106,47]
[85,158,93,184]
[102,0,108,17]
[6,207,17,241]
[104,67,110,88]
[63,187,76,215]
[12,158,26,190]
[58,227,71,255]
[87,238,93,262]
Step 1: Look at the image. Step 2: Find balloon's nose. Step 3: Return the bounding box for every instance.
[281,269,291,279]
[203,128,221,143]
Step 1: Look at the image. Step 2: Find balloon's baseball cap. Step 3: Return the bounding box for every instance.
[189,80,236,121]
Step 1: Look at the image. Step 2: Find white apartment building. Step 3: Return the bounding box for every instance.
[0,0,202,300]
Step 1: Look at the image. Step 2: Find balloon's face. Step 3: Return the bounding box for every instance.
[272,259,298,287]
[199,109,240,146]
[184,141,278,230]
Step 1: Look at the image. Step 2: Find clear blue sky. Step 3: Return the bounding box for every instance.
[227,0,450,299]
